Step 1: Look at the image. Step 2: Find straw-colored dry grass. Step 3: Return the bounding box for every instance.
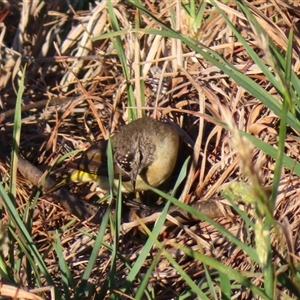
[1,0,300,299]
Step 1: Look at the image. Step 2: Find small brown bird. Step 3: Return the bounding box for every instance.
[65,117,180,193]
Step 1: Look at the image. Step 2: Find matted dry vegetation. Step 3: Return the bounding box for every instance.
[0,0,300,299]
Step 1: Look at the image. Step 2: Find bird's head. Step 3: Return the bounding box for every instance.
[114,140,155,191]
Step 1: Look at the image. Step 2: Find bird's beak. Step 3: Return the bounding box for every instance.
[131,179,136,191]
[130,170,138,191]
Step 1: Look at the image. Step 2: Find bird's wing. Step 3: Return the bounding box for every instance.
[68,140,131,182]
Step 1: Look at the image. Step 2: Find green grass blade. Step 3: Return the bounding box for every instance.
[53,231,75,298]
[176,244,272,300]
[76,207,111,298]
